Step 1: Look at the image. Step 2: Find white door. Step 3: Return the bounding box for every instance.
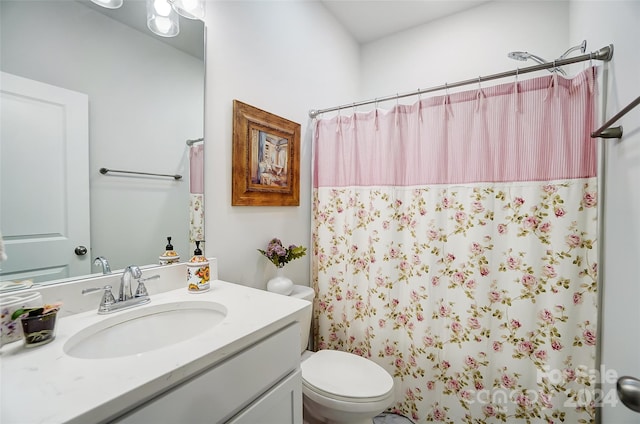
[0,72,90,284]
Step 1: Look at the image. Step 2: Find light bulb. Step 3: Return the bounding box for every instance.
[154,17,172,34]
[153,0,172,17]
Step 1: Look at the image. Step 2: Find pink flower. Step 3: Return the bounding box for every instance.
[551,338,563,351]
[521,274,538,289]
[472,201,484,213]
[566,234,582,248]
[385,344,396,356]
[467,317,481,330]
[480,266,490,276]
[455,211,467,223]
[442,197,452,208]
[497,223,508,234]
[493,341,503,352]
[441,360,451,369]
[428,229,439,240]
[446,379,460,391]
[465,355,478,369]
[389,247,400,258]
[382,221,390,229]
[518,340,534,354]
[573,292,583,304]
[516,393,532,407]
[399,260,410,271]
[453,272,465,284]
[543,184,558,193]
[483,405,496,417]
[451,321,462,333]
[395,358,405,368]
[582,191,597,208]
[535,349,547,360]
[417,312,424,321]
[538,309,555,323]
[539,222,551,233]
[564,368,576,382]
[439,304,451,317]
[474,380,484,390]
[543,265,557,278]
[426,381,435,390]
[510,319,522,329]
[501,373,516,389]
[465,279,477,290]
[514,197,525,206]
[554,207,566,217]
[523,215,539,229]
[446,253,456,262]
[489,290,502,303]
[583,329,597,346]
[378,319,386,328]
[432,276,440,287]
[433,407,446,421]
[423,336,434,347]
[470,242,484,254]
[507,256,521,270]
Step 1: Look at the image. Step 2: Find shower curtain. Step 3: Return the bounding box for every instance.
[189,143,205,250]
[312,68,598,423]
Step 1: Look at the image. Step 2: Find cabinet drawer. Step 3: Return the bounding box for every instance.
[227,369,302,424]
[113,322,300,424]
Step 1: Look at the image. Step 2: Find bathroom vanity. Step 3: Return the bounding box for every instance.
[0,262,310,424]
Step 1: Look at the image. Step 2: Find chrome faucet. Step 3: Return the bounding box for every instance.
[119,265,142,301]
[82,265,160,314]
[93,256,112,274]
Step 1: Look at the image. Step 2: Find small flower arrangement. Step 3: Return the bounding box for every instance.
[258,238,306,268]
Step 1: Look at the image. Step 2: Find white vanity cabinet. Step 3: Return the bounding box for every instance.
[112,323,302,424]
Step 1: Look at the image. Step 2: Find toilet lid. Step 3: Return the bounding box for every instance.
[301,350,394,400]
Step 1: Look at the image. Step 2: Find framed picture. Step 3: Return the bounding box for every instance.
[232,100,301,206]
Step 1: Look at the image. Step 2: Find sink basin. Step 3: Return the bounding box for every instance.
[64,301,227,359]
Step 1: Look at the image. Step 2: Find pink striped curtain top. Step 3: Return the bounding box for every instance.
[314,68,597,188]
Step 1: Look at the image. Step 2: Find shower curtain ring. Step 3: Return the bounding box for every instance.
[477,76,481,89]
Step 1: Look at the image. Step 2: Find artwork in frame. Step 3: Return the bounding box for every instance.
[232,100,301,206]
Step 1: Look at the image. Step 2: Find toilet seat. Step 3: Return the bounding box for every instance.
[301,349,394,403]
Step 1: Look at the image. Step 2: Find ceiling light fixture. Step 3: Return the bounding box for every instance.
[90,0,205,38]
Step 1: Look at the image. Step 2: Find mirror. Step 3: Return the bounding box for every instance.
[0,0,205,288]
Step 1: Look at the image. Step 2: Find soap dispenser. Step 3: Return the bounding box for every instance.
[187,241,210,293]
[159,236,180,265]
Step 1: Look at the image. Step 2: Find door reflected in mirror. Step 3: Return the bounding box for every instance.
[0,0,205,288]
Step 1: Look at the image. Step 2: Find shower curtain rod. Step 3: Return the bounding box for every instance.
[308,44,614,119]
[186,137,204,146]
[591,95,640,139]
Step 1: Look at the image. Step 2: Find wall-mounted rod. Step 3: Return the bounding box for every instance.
[186,137,204,146]
[309,44,614,118]
[99,167,182,180]
[591,95,640,139]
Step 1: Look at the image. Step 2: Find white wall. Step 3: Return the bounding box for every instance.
[570,2,640,422]
[1,1,204,272]
[202,0,359,288]
[360,1,570,105]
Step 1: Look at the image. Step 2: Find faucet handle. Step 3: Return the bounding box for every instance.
[134,275,159,298]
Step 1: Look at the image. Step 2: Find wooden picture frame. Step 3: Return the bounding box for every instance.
[232,100,301,206]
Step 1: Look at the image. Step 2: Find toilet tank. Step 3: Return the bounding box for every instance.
[289,285,315,353]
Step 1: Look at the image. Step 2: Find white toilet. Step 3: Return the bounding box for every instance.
[289,285,395,424]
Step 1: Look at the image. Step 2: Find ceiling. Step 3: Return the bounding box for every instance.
[320,0,492,44]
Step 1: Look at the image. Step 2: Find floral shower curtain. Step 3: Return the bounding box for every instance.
[189,143,205,250]
[312,68,599,423]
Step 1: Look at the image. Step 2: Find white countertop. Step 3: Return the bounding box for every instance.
[0,280,311,424]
